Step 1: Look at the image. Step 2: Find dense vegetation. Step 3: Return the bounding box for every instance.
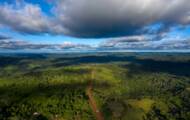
[0,52,190,120]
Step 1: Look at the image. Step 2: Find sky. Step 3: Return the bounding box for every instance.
[0,0,190,52]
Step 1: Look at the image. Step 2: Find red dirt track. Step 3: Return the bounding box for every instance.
[86,70,104,120]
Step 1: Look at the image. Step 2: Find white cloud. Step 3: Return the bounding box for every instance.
[0,2,66,35]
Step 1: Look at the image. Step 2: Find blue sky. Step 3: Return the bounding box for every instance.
[0,0,190,52]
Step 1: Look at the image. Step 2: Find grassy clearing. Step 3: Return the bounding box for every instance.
[127,98,154,113]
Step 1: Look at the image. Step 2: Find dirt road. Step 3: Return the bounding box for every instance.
[86,70,104,120]
[86,84,104,120]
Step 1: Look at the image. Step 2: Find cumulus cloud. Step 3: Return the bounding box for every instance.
[0,0,190,38]
[0,3,48,34]
[0,39,54,50]
[154,39,190,50]
[97,35,190,51]
[99,37,190,51]
[59,41,92,50]
[100,35,152,48]
[0,39,92,51]
[0,2,66,35]
[0,37,190,52]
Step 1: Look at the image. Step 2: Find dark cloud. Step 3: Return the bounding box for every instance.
[56,0,190,38]
[0,0,190,38]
